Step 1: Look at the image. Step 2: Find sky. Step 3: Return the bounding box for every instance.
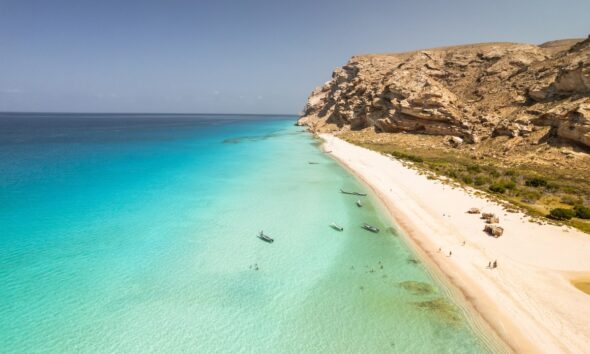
[0,0,589,114]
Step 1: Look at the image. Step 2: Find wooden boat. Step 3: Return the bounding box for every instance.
[257,231,274,243]
[356,200,363,207]
[362,223,380,233]
[330,223,344,231]
[340,188,367,196]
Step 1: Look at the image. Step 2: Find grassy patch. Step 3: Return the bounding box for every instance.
[341,131,590,234]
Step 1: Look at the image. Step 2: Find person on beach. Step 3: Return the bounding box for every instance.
[493,260,497,268]
[448,251,452,257]
[488,261,491,268]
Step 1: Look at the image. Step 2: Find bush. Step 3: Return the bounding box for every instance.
[545,182,560,192]
[466,164,481,173]
[489,183,506,194]
[461,175,473,184]
[561,195,583,206]
[489,180,516,194]
[503,180,516,190]
[504,170,517,176]
[391,152,424,163]
[474,175,489,186]
[407,155,424,163]
[574,205,590,219]
[525,177,548,188]
[519,189,542,203]
[490,170,501,178]
[548,208,576,220]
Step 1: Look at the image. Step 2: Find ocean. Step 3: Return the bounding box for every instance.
[0,113,493,353]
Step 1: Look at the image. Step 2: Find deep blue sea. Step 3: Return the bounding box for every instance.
[0,113,494,353]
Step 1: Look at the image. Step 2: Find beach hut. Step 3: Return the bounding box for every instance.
[481,212,495,220]
[486,216,500,224]
[484,225,504,237]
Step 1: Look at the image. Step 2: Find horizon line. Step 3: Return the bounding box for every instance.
[0,111,300,117]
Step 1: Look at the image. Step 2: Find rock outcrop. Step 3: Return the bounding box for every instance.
[298,35,590,149]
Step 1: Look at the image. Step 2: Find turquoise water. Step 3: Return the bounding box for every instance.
[0,113,493,353]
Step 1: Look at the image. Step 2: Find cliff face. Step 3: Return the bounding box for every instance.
[298,36,590,149]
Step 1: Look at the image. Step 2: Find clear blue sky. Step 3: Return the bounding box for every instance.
[1,0,589,114]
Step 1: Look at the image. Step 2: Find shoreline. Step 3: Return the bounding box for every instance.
[320,133,590,354]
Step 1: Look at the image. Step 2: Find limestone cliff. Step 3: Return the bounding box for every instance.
[298,36,590,149]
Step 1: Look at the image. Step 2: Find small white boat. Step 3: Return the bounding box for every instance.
[362,223,380,233]
[330,223,344,231]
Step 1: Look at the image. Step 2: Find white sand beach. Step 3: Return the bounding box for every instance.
[321,134,590,353]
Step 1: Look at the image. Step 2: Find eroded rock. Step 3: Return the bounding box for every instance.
[298,35,590,149]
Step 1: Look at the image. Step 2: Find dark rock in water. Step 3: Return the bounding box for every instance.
[406,258,420,264]
[399,281,435,295]
[413,298,461,324]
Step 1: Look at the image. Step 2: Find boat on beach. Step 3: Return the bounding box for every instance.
[330,223,344,231]
[356,199,363,207]
[340,188,367,196]
[257,231,274,243]
[361,223,380,233]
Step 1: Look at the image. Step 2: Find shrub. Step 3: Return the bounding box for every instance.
[545,182,560,192]
[574,205,590,219]
[519,189,542,203]
[561,195,583,206]
[407,155,424,163]
[525,177,548,188]
[490,170,501,178]
[474,176,489,186]
[503,180,516,190]
[466,164,481,173]
[548,208,576,220]
[461,175,473,184]
[504,170,517,176]
[489,183,506,194]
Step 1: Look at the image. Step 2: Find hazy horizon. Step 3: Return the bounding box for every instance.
[1,0,589,114]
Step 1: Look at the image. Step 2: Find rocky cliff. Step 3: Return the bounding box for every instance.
[298,36,590,149]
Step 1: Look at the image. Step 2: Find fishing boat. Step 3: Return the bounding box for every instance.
[356,200,362,207]
[330,223,344,231]
[361,223,380,233]
[340,188,367,196]
[257,231,274,243]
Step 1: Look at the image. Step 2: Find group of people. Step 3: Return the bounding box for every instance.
[487,260,498,269]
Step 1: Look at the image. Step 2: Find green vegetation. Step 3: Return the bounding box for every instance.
[549,208,576,220]
[574,205,590,219]
[345,132,590,234]
[525,177,548,187]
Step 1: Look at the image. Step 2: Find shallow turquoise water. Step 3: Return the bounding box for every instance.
[0,113,493,353]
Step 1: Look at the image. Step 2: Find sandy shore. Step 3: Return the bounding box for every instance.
[321,134,590,354]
